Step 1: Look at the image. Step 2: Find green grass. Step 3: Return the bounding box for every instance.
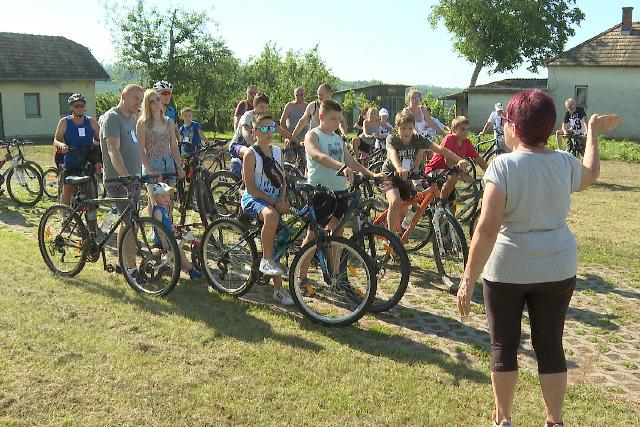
[0,229,638,425]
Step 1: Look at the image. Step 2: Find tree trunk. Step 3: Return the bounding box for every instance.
[469,56,485,88]
[167,9,177,82]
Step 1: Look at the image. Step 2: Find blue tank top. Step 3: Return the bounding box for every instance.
[164,106,177,123]
[63,116,93,168]
[152,205,174,247]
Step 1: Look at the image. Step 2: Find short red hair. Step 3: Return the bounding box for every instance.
[506,90,556,147]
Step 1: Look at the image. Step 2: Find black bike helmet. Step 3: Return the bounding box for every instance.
[67,93,87,105]
[311,191,337,226]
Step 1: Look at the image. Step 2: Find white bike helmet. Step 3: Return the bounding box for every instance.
[153,80,174,92]
[67,93,87,104]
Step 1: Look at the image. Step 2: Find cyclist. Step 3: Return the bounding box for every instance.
[240,113,294,305]
[52,93,101,206]
[555,98,587,152]
[425,116,488,203]
[234,85,258,130]
[354,107,369,133]
[479,102,508,152]
[179,107,210,156]
[380,111,468,235]
[153,80,180,140]
[297,99,379,288]
[351,107,384,161]
[403,89,446,142]
[376,108,393,151]
[292,83,348,139]
[279,87,308,161]
[229,92,298,178]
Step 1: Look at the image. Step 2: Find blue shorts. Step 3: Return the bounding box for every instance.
[143,155,177,184]
[241,195,272,219]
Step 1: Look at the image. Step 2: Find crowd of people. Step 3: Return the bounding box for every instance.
[52,79,622,427]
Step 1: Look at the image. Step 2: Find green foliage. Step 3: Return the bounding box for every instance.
[356,93,381,112]
[342,90,356,112]
[429,0,585,86]
[106,0,241,130]
[96,91,120,117]
[240,42,338,116]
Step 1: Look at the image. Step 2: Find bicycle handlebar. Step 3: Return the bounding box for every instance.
[104,174,160,185]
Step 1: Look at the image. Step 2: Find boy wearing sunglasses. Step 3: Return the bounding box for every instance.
[241,114,294,306]
[229,92,298,177]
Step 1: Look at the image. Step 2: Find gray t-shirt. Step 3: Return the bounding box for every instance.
[100,107,141,180]
[482,150,583,284]
[230,110,254,147]
[382,133,432,174]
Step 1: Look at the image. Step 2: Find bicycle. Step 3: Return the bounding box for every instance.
[369,167,468,291]
[199,183,379,326]
[0,139,44,206]
[563,132,586,158]
[175,145,218,227]
[38,174,182,296]
[197,139,232,173]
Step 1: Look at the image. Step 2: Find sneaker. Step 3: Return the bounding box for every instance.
[273,288,294,306]
[492,420,512,427]
[259,258,284,276]
[188,268,203,280]
[127,268,148,285]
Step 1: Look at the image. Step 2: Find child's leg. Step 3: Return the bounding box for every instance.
[440,174,458,200]
[386,188,403,232]
[258,206,280,260]
[179,247,193,273]
[146,183,154,218]
[298,227,317,281]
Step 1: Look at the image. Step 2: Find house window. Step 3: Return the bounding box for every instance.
[25,93,41,118]
[575,86,588,110]
[59,93,73,116]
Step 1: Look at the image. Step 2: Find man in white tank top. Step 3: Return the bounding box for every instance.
[292,83,348,139]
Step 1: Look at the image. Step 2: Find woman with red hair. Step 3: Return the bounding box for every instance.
[455,89,623,427]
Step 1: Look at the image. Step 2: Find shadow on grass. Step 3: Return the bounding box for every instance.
[577,273,640,300]
[64,275,324,353]
[591,181,639,192]
[0,198,44,228]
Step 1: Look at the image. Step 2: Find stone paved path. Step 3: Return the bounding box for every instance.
[240,263,640,401]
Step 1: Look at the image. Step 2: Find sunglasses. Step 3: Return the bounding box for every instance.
[257,125,277,133]
[160,90,172,96]
[71,103,86,108]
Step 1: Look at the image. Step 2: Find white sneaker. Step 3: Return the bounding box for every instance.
[259,258,284,276]
[273,288,294,306]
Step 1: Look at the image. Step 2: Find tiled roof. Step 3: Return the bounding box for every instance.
[546,22,640,67]
[0,32,110,81]
[439,78,548,100]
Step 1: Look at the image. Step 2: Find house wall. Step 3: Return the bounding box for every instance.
[467,92,515,131]
[547,66,640,140]
[0,80,96,138]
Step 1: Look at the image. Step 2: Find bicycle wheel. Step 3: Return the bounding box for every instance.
[195,178,215,226]
[289,235,376,326]
[6,163,44,206]
[352,225,410,313]
[38,203,88,276]
[404,209,433,253]
[118,216,181,296]
[209,170,242,218]
[200,218,258,296]
[431,209,468,292]
[42,167,60,199]
[24,160,44,177]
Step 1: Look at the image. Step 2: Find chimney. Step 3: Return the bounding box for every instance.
[621,7,633,35]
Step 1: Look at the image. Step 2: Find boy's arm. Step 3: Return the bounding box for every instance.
[343,143,377,177]
[304,132,344,170]
[241,124,254,145]
[197,128,210,144]
[291,104,312,138]
[431,143,464,167]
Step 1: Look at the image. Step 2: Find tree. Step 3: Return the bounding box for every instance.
[96,91,120,117]
[106,0,240,130]
[429,0,584,87]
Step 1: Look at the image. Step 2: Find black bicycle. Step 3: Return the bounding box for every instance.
[564,132,586,158]
[0,139,44,206]
[38,174,182,296]
[175,144,219,227]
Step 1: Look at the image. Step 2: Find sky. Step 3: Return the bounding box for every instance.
[1,0,636,87]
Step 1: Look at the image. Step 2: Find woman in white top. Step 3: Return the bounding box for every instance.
[456,89,623,427]
[403,89,446,141]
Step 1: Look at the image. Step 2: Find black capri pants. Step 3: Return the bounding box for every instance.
[483,276,576,374]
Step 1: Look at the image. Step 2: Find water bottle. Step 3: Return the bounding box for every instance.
[401,205,418,229]
[101,208,118,233]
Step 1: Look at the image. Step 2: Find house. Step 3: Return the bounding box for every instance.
[545,6,640,139]
[440,79,548,130]
[333,84,409,128]
[440,7,640,140]
[0,32,110,138]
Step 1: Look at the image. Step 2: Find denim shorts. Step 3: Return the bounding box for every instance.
[241,196,271,219]
[143,155,177,184]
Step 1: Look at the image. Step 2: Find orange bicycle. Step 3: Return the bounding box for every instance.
[370,167,468,291]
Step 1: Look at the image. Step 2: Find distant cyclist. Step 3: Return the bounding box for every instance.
[555,98,587,151]
[52,93,101,205]
[280,87,308,160]
[403,89,446,142]
[479,102,508,152]
[291,83,348,138]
